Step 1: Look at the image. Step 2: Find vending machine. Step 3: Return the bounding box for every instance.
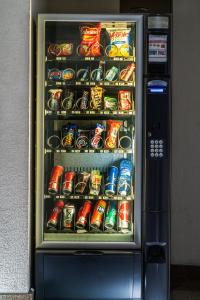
[35,14,171,300]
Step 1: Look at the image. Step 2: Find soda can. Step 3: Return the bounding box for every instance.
[105,166,119,197]
[118,159,132,197]
[48,165,64,195]
[62,171,75,196]
[47,200,64,228]
[63,204,75,230]
[105,201,117,230]
[76,200,92,229]
[90,200,107,229]
[105,66,119,82]
[118,200,129,231]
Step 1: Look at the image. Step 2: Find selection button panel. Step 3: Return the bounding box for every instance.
[148,139,166,159]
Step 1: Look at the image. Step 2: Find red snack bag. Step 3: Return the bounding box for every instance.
[118,90,132,111]
[79,23,101,57]
[105,120,122,149]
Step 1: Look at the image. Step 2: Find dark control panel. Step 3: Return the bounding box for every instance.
[143,15,171,300]
[146,79,169,161]
[145,77,170,208]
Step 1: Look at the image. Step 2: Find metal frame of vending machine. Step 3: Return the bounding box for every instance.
[35,14,171,300]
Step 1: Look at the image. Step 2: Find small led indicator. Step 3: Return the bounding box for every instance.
[150,88,164,93]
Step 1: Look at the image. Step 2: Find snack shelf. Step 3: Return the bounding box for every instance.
[45,148,133,154]
[44,194,133,201]
[45,109,135,117]
[44,232,133,242]
[45,80,135,88]
[46,56,135,62]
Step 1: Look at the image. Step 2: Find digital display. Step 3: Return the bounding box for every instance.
[148,34,167,63]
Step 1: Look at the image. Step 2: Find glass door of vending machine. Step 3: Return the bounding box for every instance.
[36,15,143,249]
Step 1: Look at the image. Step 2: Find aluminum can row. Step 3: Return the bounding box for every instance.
[47,200,130,231]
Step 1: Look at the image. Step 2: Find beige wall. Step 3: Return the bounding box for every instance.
[0,0,31,294]
[171,0,200,265]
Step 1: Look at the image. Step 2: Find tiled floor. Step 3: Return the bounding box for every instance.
[0,290,200,299]
[1,266,200,299]
[172,290,200,300]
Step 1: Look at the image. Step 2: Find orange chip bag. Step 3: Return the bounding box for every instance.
[79,23,101,57]
[105,120,123,149]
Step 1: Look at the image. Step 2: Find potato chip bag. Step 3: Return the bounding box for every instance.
[79,23,101,57]
[106,28,131,57]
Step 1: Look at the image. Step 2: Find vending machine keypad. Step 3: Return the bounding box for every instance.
[148,139,166,159]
